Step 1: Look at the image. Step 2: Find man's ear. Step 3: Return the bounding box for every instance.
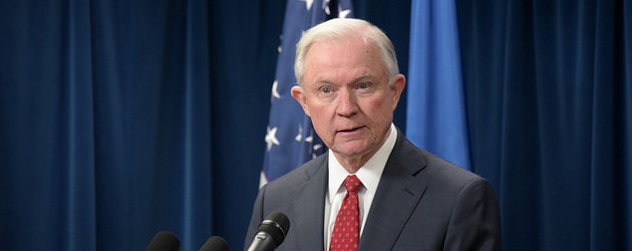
[291,85,311,117]
[390,74,406,110]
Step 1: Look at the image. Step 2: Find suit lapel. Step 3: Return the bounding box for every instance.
[292,155,328,251]
[358,131,429,250]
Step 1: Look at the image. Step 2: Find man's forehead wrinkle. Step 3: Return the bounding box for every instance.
[313,73,373,85]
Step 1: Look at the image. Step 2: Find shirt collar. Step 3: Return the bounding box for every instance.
[328,123,398,200]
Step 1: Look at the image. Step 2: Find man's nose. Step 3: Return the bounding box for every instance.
[336,89,359,117]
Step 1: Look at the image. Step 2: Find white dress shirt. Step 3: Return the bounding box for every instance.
[324,123,398,250]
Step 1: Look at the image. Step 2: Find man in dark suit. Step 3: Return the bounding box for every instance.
[245,18,501,250]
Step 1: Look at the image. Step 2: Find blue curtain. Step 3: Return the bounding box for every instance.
[0,0,410,250]
[456,0,632,250]
[3,0,629,250]
[0,0,214,250]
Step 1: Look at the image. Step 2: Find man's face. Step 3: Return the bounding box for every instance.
[291,36,405,166]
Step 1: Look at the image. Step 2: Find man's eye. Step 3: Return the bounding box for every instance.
[321,87,332,93]
[358,83,369,89]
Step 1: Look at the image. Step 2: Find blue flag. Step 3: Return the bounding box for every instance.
[262,0,354,185]
[406,0,472,170]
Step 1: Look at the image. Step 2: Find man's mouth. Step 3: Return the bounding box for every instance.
[338,126,363,133]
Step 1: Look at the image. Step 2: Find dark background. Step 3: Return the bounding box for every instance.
[1,0,630,250]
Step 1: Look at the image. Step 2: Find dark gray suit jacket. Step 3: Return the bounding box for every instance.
[245,130,501,250]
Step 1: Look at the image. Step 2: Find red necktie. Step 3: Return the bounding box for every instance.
[330,175,363,251]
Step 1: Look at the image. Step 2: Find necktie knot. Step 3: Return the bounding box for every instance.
[344,175,362,193]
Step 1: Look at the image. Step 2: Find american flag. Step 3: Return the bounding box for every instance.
[261,0,354,185]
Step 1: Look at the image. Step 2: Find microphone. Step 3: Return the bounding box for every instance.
[145,231,180,251]
[199,236,230,251]
[247,212,290,251]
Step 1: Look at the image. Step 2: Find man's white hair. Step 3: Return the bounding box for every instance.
[294,18,399,86]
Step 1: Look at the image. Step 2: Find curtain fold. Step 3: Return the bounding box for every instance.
[456,0,632,250]
[0,0,212,250]
[62,0,98,249]
[624,2,632,249]
[2,0,630,250]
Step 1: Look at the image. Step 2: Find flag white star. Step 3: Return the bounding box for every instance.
[313,144,323,151]
[339,4,351,18]
[305,130,314,143]
[312,143,323,158]
[271,80,281,102]
[277,34,283,53]
[265,126,280,151]
[300,0,314,11]
[295,124,303,142]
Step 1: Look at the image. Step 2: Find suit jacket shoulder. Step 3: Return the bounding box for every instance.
[245,129,501,250]
[359,130,501,250]
[244,154,328,251]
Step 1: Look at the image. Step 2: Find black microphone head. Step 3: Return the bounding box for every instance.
[199,236,229,251]
[146,231,180,251]
[257,212,290,246]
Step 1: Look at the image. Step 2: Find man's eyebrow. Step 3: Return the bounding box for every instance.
[354,73,371,80]
[314,77,334,84]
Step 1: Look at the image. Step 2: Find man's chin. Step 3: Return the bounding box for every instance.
[332,141,370,158]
